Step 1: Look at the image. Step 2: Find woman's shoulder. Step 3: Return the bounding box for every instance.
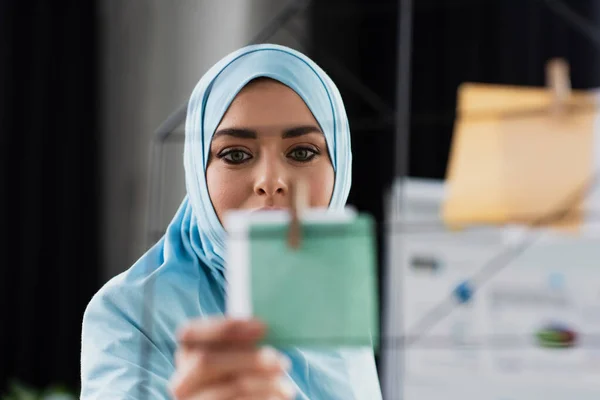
[82,244,224,340]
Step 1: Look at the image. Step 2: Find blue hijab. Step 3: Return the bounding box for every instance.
[80,44,382,400]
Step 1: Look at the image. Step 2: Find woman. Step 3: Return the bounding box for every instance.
[80,44,382,400]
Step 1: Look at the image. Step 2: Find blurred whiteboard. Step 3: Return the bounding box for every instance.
[395,178,600,400]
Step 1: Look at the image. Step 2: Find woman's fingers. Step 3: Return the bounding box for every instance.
[179,373,296,400]
[233,372,296,398]
[177,318,266,347]
[170,346,291,398]
[170,317,295,400]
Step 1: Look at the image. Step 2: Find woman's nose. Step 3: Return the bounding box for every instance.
[253,157,288,198]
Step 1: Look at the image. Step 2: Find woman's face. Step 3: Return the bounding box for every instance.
[206,78,335,223]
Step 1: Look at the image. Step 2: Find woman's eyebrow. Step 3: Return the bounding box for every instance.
[213,125,322,139]
[213,128,257,139]
[282,125,322,138]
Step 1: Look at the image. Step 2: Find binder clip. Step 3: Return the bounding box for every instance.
[545,58,571,116]
[288,178,308,249]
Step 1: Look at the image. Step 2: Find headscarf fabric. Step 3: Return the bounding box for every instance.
[183,44,352,285]
[80,44,382,400]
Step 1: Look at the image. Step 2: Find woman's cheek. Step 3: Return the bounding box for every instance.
[207,167,249,221]
[308,165,335,207]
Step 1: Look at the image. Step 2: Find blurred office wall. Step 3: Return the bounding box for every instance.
[99,0,308,281]
[0,1,99,393]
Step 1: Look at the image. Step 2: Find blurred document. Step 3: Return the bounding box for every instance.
[401,228,600,399]
[224,208,379,348]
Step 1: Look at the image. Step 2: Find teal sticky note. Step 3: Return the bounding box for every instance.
[225,209,379,349]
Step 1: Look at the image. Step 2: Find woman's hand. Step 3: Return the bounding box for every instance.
[169,318,296,400]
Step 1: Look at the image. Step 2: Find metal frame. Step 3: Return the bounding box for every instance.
[384,2,413,398]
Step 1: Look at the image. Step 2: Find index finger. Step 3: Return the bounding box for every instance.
[177,318,266,348]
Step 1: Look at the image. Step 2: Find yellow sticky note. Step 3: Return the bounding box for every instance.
[442,82,597,231]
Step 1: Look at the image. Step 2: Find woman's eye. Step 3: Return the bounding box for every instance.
[220,150,252,164]
[289,147,317,162]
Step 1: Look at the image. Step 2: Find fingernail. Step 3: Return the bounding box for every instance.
[169,372,183,395]
[279,379,296,398]
[259,346,280,367]
[176,326,189,341]
[279,353,292,371]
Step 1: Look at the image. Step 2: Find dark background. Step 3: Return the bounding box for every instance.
[0,0,100,394]
[2,0,600,394]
